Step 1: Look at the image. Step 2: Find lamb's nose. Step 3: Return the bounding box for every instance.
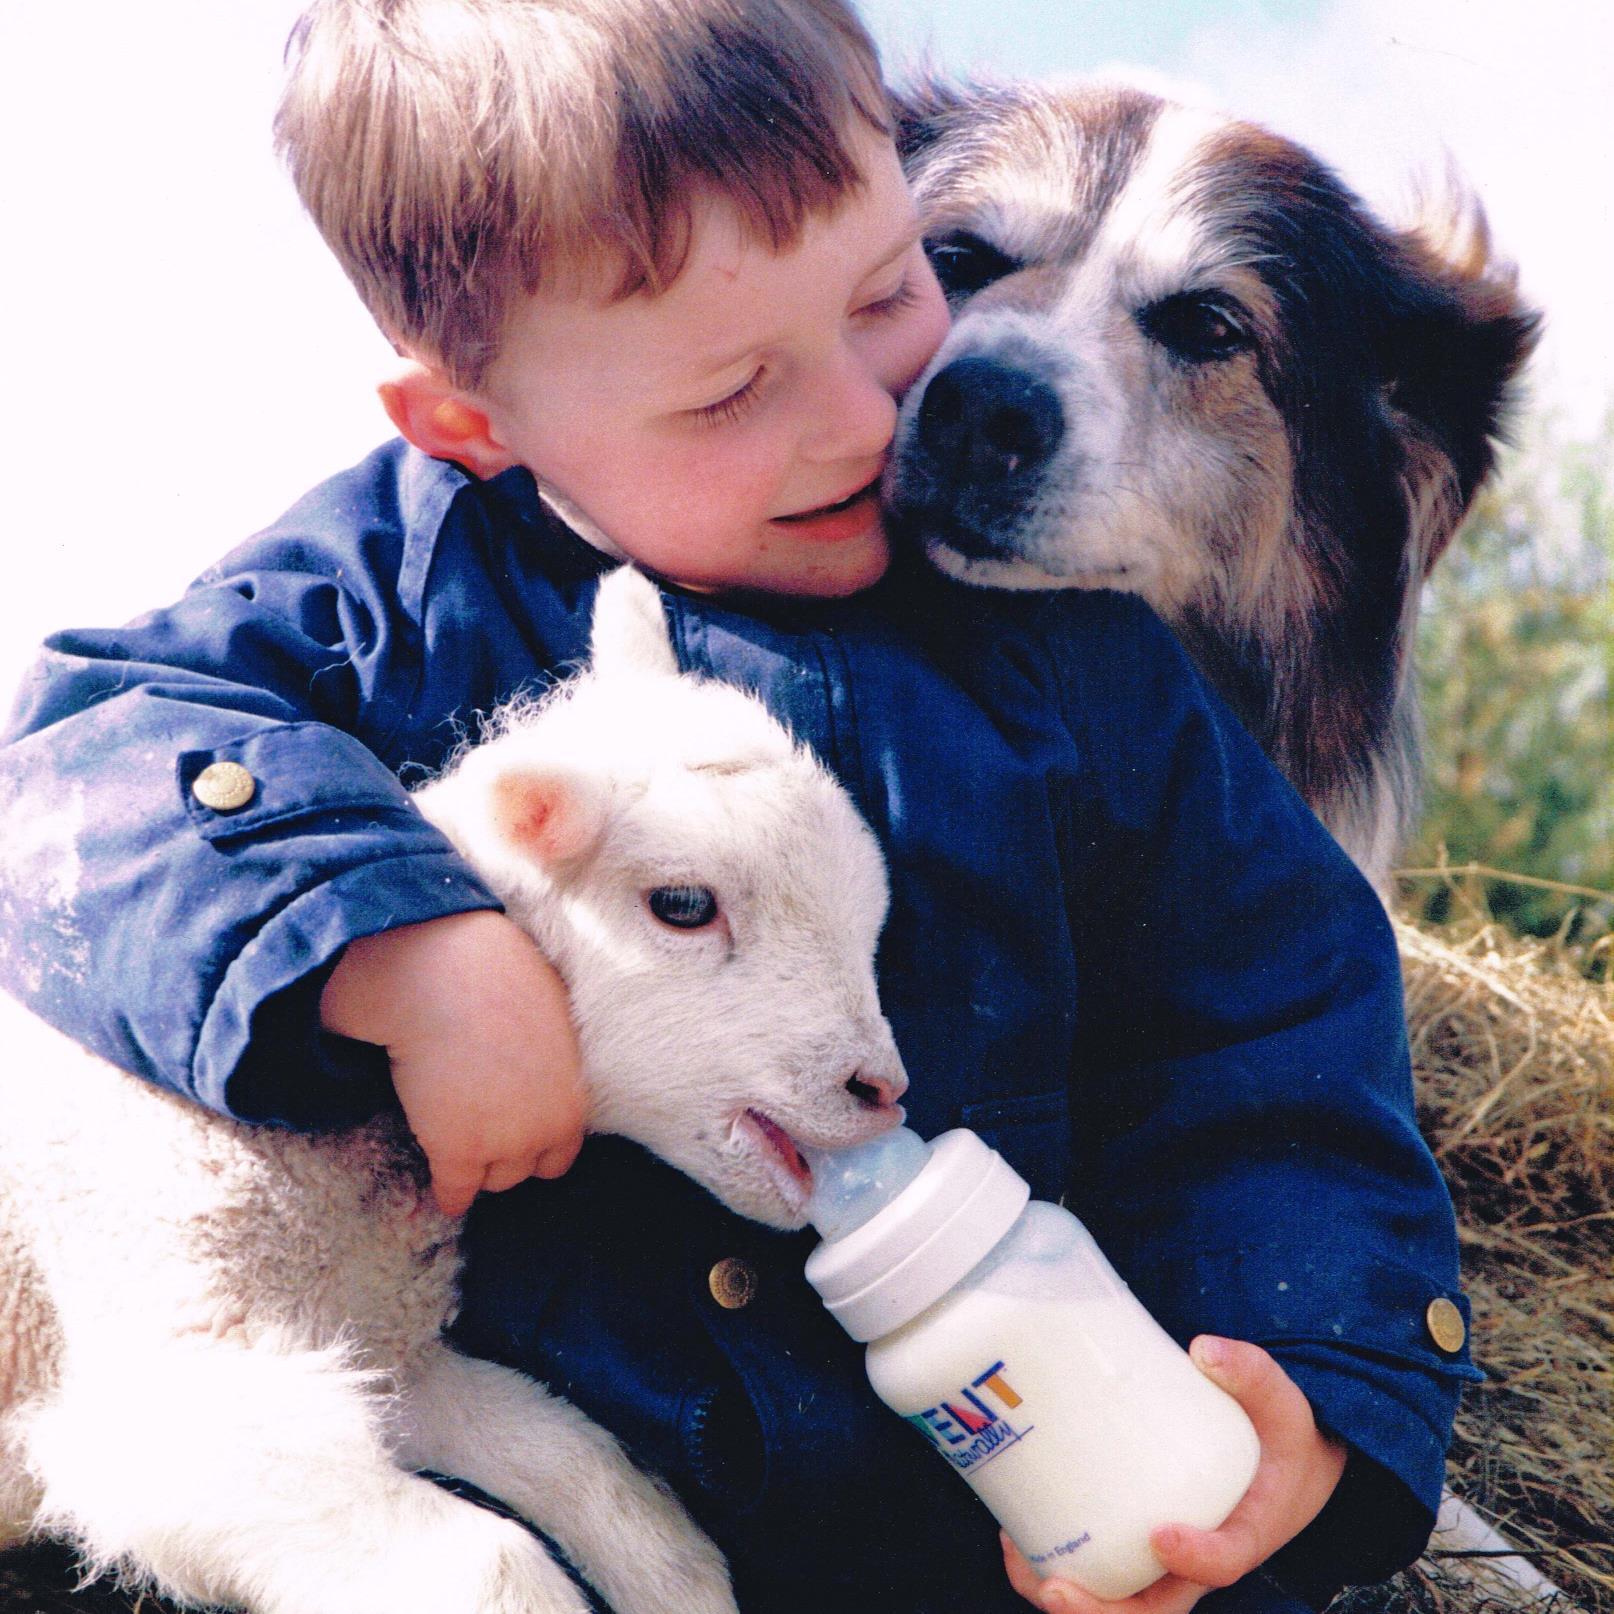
[916,356,1064,486]
[846,1070,908,1108]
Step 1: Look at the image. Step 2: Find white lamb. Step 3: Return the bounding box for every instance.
[0,567,908,1614]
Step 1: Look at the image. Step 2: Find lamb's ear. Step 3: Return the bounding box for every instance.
[588,567,679,679]
[489,766,608,869]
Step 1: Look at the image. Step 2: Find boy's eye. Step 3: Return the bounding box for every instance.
[1136,292,1254,365]
[648,885,720,929]
[924,231,1021,299]
[693,371,763,427]
[856,272,922,320]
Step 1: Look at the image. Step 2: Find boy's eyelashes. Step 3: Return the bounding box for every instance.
[855,271,924,320]
[694,370,765,427]
[686,272,927,430]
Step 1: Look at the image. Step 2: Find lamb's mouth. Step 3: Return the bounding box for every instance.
[737,1108,813,1207]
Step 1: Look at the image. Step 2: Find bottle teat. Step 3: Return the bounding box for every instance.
[800,1126,930,1241]
[803,1127,1032,1341]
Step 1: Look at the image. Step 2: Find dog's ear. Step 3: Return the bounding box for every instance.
[1375,192,1541,573]
[890,77,974,165]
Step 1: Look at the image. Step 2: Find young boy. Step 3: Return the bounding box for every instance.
[0,2,1476,1611]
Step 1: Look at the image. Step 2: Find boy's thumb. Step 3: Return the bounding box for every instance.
[1190,1334,1273,1398]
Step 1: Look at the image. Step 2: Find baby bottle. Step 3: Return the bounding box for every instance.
[801,1127,1260,1600]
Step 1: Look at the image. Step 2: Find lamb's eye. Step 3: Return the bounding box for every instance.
[1137,292,1253,365]
[924,231,1021,299]
[648,885,720,929]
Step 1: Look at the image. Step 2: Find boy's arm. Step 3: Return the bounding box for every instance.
[320,911,585,1214]
[0,448,586,1165]
[1041,592,1477,1598]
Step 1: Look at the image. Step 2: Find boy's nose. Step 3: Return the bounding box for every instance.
[805,351,899,463]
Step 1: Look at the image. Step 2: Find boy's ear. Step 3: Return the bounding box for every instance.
[378,361,519,479]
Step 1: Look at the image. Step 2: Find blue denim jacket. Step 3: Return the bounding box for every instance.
[0,441,1476,1612]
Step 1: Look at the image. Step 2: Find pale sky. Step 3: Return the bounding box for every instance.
[0,0,1607,693]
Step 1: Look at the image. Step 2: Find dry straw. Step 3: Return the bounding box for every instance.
[1372,896,1612,1614]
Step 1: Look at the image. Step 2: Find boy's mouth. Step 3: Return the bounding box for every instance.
[771,476,882,540]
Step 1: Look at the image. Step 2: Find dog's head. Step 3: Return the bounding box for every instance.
[889,82,1540,649]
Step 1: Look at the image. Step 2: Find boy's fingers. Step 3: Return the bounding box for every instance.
[533,1130,584,1178]
[429,1170,480,1219]
[999,1536,1095,1614]
[481,1156,539,1195]
[1000,1534,1208,1614]
[1151,1520,1258,1591]
[1189,1336,1309,1449]
[1001,1533,1043,1602]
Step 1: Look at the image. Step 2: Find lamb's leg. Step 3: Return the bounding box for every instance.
[0,1182,52,1549]
[0,1413,40,1550]
[20,1334,591,1614]
[398,1341,738,1614]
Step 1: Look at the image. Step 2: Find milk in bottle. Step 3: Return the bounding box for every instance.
[802,1127,1261,1600]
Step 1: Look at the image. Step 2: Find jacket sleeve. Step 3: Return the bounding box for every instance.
[1041,592,1476,1592]
[0,455,503,1127]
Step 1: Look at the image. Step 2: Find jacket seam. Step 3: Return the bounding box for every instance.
[370,456,464,761]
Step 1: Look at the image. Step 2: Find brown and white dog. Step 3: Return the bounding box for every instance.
[887,82,1540,889]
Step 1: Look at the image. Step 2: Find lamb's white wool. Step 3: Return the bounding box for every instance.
[0,568,906,1614]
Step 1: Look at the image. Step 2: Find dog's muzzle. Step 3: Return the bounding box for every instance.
[890,355,1066,559]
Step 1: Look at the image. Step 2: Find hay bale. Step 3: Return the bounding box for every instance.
[1397,911,1613,1614]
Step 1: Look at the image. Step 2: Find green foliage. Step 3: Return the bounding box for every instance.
[1405,413,1613,952]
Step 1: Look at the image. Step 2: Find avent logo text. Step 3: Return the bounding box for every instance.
[904,1361,1034,1474]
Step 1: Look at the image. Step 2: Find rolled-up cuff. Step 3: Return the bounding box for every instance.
[198,851,502,1125]
[1274,1337,1464,1530]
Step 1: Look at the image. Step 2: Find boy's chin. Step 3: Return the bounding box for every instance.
[765,530,892,599]
[658,535,891,601]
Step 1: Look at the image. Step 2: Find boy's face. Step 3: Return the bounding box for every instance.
[477,127,950,597]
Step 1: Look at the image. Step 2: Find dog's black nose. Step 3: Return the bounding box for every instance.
[915,356,1064,486]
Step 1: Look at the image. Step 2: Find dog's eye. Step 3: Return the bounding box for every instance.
[1137,292,1253,365]
[924,231,1021,299]
[648,885,720,929]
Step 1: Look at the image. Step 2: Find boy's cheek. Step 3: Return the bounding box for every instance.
[896,274,953,397]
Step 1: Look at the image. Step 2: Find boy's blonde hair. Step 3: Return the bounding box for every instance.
[276,0,889,388]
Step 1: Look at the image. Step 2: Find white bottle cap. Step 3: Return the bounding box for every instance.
[804,1129,1031,1342]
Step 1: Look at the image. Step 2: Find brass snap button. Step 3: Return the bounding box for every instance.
[708,1257,757,1310]
[191,760,257,812]
[1425,1297,1466,1353]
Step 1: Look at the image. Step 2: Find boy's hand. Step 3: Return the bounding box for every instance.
[320,911,588,1218]
[1002,1337,1348,1614]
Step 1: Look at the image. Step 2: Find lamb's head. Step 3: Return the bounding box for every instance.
[416,569,908,1229]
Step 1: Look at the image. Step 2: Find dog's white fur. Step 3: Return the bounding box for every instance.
[0,568,907,1614]
[890,83,1538,889]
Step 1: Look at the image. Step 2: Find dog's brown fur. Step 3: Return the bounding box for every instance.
[888,82,1540,888]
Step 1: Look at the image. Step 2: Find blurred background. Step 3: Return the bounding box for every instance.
[1,0,1608,945]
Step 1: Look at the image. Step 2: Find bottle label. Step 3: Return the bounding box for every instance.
[902,1359,1036,1476]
